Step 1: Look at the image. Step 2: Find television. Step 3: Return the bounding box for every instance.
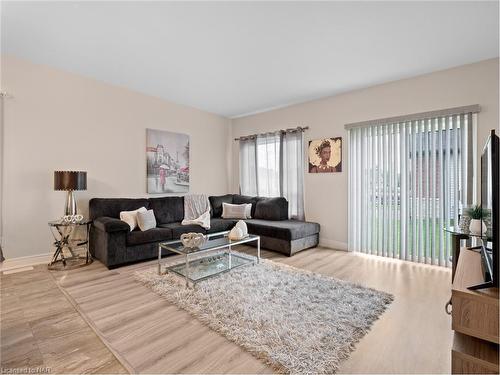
[469,129,499,290]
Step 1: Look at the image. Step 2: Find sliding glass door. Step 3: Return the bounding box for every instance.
[348,112,474,266]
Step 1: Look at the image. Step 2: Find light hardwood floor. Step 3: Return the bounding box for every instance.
[1,247,453,374]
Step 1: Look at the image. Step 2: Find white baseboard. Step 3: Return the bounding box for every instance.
[318,238,348,251]
[0,252,52,272]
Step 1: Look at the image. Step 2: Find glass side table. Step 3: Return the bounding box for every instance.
[444,226,492,281]
[48,219,93,270]
[443,226,491,315]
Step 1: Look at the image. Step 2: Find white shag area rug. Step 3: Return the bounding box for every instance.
[135,258,393,374]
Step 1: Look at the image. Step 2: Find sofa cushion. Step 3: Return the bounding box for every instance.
[89,198,150,220]
[209,194,234,218]
[149,196,184,224]
[159,222,207,237]
[208,218,237,233]
[244,219,320,241]
[233,195,261,218]
[126,227,173,246]
[254,197,288,221]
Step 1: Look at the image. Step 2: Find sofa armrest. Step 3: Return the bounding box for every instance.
[90,218,128,268]
[93,217,130,233]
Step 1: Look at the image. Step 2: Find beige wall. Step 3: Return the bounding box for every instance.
[2,56,498,259]
[231,58,499,250]
[1,56,232,259]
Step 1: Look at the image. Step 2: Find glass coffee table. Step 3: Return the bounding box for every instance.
[158,231,260,287]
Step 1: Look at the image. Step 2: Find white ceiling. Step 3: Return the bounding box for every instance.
[2,1,499,118]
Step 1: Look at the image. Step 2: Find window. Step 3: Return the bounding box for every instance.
[347,109,476,266]
[239,129,305,220]
[256,134,281,198]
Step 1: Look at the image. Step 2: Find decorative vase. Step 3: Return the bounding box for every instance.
[62,214,84,224]
[180,232,207,248]
[228,226,244,240]
[235,220,248,237]
[469,219,487,235]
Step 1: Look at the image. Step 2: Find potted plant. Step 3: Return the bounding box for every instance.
[466,205,487,235]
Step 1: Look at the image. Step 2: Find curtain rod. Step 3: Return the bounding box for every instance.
[344,104,481,130]
[234,126,308,141]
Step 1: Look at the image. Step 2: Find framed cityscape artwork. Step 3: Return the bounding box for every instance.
[146,128,190,193]
[308,137,342,173]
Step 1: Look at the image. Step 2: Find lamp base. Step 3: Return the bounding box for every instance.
[64,191,78,216]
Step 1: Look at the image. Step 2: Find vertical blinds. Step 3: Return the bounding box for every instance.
[347,109,476,266]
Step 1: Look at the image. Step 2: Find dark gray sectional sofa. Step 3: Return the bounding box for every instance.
[89,194,320,268]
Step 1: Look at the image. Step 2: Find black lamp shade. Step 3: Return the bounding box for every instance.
[54,171,87,191]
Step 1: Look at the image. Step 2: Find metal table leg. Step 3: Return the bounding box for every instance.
[85,223,91,263]
[158,244,162,275]
[257,237,261,264]
[50,242,63,264]
[185,253,190,288]
[59,226,77,258]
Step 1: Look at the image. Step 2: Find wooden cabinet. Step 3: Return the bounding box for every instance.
[451,249,499,374]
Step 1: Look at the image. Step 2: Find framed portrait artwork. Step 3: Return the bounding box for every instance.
[308,137,342,173]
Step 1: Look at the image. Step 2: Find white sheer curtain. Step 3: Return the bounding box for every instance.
[257,134,281,197]
[239,129,305,220]
[348,112,475,266]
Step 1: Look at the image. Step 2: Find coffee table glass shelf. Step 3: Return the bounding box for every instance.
[158,231,260,287]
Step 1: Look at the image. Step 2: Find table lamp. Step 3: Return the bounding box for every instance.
[54,171,87,216]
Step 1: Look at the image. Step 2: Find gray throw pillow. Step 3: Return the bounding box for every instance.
[221,203,251,219]
[137,209,157,231]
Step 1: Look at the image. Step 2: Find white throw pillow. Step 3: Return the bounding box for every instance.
[137,209,157,231]
[244,204,252,219]
[120,207,147,231]
[221,203,252,219]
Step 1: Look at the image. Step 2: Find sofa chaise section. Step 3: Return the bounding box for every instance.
[208,195,320,256]
[244,219,320,256]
